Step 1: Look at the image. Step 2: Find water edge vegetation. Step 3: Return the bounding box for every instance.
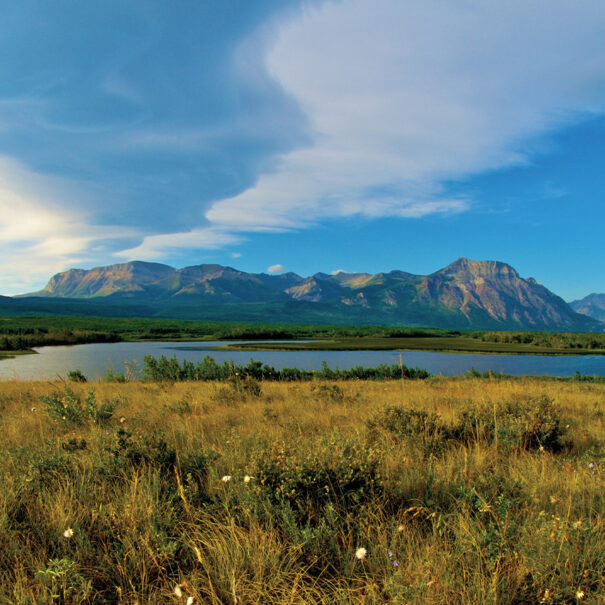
[1,316,604,358]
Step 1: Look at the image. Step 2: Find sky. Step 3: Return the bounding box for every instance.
[1,0,604,301]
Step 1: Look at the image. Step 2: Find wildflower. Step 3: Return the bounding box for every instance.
[243,475,252,483]
[355,547,367,560]
[576,590,585,600]
[186,598,194,605]
[397,524,405,532]
[387,550,393,557]
[31,407,36,412]
[392,560,399,568]
[63,527,73,538]
[174,584,183,598]
[120,416,126,423]
[588,462,595,469]
[539,445,545,452]
[221,475,231,482]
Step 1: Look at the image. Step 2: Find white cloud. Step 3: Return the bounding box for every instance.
[267,264,285,274]
[0,157,137,293]
[205,0,605,233]
[115,228,243,260]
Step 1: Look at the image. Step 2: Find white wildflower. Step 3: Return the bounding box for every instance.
[221,475,232,482]
[355,547,367,560]
[120,416,126,423]
[174,584,183,598]
[576,590,585,600]
[186,598,194,605]
[63,527,74,538]
[243,475,252,483]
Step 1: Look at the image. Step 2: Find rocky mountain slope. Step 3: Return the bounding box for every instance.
[22,258,602,331]
[570,293,605,322]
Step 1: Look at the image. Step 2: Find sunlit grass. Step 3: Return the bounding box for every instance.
[0,376,602,602]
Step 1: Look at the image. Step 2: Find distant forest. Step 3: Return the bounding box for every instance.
[0,316,604,353]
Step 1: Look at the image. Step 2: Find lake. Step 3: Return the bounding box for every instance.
[0,341,603,380]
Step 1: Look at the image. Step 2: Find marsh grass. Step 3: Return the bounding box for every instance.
[0,377,602,603]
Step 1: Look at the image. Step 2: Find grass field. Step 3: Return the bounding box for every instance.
[221,335,605,355]
[0,375,602,603]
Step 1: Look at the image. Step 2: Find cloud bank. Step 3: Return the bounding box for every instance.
[204,0,605,234]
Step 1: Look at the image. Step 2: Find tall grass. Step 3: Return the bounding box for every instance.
[0,376,602,603]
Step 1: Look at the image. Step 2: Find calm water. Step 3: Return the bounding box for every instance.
[0,341,603,380]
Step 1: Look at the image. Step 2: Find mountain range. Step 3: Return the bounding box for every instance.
[570,293,605,323]
[5,257,601,332]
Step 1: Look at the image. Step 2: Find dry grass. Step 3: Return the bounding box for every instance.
[0,376,602,603]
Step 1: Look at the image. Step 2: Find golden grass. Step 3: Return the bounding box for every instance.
[0,376,602,603]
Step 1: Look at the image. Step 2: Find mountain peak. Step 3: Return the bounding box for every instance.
[570,293,605,322]
[439,258,519,279]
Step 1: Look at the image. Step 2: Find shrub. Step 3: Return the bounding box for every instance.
[368,406,445,451]
[66,369,87,383]
[255,443,382,527]
[41,388,84,424]
[35,558,93,603]
[452,395,567,452]
[41,387,119,426]
[104,368,127,383]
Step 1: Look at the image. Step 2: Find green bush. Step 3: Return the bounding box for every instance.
[35,558,93,603]
[255,443,382,527]
[66,369,87,383]
[368,406,445,451]
[41,387,118,426]
[452,395,567,452]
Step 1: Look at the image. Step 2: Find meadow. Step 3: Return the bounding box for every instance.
[0,373,602,603]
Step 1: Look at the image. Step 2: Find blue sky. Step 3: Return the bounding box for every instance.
[1,0,604,300]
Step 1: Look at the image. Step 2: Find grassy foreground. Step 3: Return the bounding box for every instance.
[0,376,602,603]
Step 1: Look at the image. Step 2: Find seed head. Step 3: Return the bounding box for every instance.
[355,547,367,560]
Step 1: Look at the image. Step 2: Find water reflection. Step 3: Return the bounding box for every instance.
[0,341,603,380]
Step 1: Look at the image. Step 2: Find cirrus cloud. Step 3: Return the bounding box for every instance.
[205,0,605,233]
